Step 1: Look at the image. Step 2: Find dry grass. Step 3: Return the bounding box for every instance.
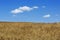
[0,22,60,40]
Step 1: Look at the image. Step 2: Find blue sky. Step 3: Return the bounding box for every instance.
[0,0,60,23]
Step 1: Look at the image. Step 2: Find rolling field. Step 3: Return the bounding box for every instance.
[0,22,60,40]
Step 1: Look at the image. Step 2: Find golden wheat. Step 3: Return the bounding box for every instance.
[0,22,60,40]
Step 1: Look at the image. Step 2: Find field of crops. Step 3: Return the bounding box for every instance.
[0,22,60,40]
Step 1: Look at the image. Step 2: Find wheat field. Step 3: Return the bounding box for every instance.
[0,22,60,40]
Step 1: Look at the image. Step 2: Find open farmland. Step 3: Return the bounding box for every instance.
[0,22,60,40]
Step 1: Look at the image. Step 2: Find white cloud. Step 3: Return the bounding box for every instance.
[11,6,38,14]
[43,14,51,18]
[42,6,46,8]
[19,6,32,11]
[33,6,38,9]
[11,9,23,14]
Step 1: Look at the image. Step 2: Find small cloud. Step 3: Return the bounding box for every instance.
[11,9,23,14]
[43,14,51,18]
[11,6,38,14]
[13,14,16,17]
[42,6,46,8]
[56,14,59,16]
[33,6,38,9]
[19,6,32,11]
